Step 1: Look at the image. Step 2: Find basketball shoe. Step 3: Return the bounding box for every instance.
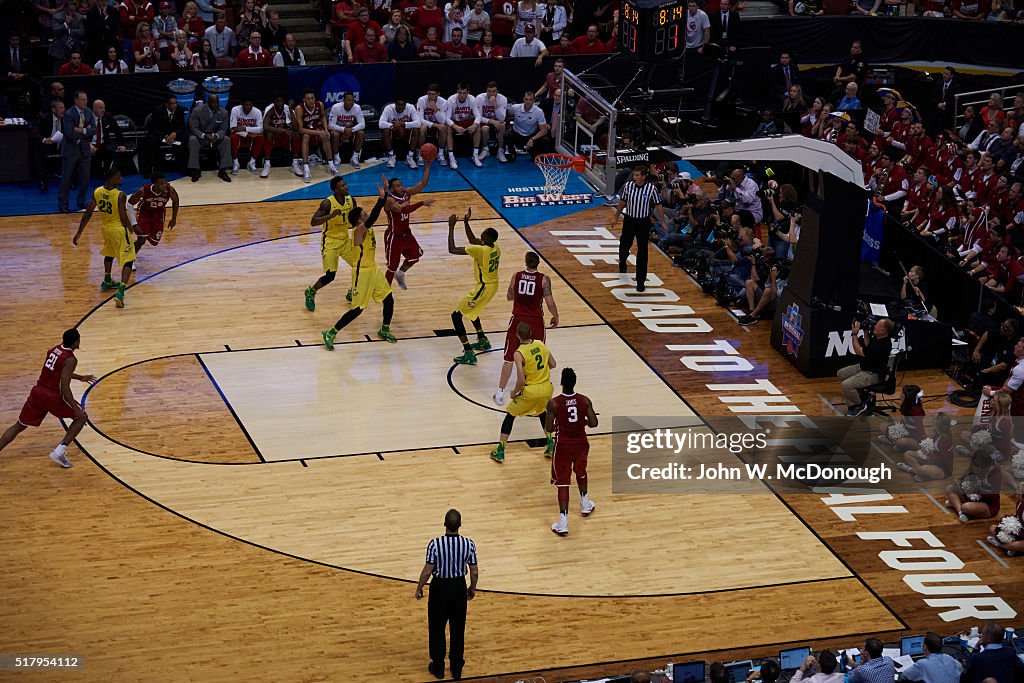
[471,150,482,167]
[261,160,272,178]
[394,269,408,290]
[581,498,596,516]
[493,388,505,405]
[48,444,72,468]
[328,160,339,175]
[231,159,240,175]
[247,159,258,175]
[453,350,477,365]
[100,276,119,291]
[291,159,303,176]
[303,164,312,183]
[448,151,458,169]
[489,444,504,463]
[377,325,397,343]
[322,328,337,350]
[439,152,448,167]
[477,147,489,160]
[387,152,396,168]
[406,152,418,169]
[351,152,361,169]
[114,284,126,308]
[544,434,554,457]
[471,336,490,351]
[304,286,316,311]
[551,517,568,536]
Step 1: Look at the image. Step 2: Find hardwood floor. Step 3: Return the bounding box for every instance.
[0,186,1019,683]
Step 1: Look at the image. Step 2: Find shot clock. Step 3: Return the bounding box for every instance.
[618,0,687,63]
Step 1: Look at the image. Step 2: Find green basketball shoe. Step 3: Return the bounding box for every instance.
[101,278,119,291]
[377,325,397,343]
[346,288,353,303]
[304,286,316,311]
[544,435,555,457]
[471,336,491,351]
[453,350,477,365]
[490,444,505,463]
[322,328,337,350]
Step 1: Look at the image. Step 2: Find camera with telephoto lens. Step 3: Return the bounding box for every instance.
[855,312,903,339]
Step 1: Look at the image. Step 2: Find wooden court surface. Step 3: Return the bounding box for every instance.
[0,178,1020,683]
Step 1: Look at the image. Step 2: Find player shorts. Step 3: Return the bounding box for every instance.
[507,381,553,418]
[100,222,137,263]
[504,315,545,362]
[455,282,498,321]
[350,264,392,309]
[322,235,353,272]
[384,231,423,272]
[450,118,477,131]
[267,131,300,155]
[18,386,77,427]
[137,214,165,246]
[551,440,589,487]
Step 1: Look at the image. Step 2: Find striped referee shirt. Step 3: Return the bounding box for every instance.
[425,533,478,579]
[619,179,661,218]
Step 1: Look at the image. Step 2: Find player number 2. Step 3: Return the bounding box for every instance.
[567,405,578,422]
[517,279,536,296]
[44,351,59,370]
[533,353,544,371]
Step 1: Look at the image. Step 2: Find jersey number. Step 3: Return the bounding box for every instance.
[533,352,544,371]
[44,351,60,370]
[98,199,113,214]
[487,253,499,273]
[517,279,536,296]
[566,405,578,422]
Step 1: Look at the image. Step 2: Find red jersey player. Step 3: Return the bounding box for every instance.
[128,171,179,267]
[493,251,559,405]
[295,88,333,182]
[381,165,432,288]
[545,367,598,536]
[0,328,96,468]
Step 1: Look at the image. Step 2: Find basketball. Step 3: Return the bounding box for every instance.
[419,143,439,162]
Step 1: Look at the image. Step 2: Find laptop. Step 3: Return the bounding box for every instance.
[674,661,707,683]
[901,636,926,659]
[1013,636,1024,653]
[780,647,811,671]
[725,660,753,683]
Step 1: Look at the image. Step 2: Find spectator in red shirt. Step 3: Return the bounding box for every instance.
[330,0,357,49]
[132,22,161,72]
[417,25,444,57]
[413,0,444,42]
[548,33,576,55]
[58,50,93,75]
[570,24,607,54]
[179,2,206,48]
[347,7,383,47]
[491,0,517,47]
[442,27,475,58]
[474,29,504,57]
[979,92,1006,128]
[235,30,272,66]
[353,26,389,61]
[119,0,154,39]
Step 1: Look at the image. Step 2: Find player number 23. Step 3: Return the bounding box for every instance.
[97,199,113,214]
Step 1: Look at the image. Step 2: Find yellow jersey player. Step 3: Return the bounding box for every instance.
[305,176,357,312]
[72,167,138,308]
[322,186,397,348]
[490,321,556,463]
[448,207,500,365]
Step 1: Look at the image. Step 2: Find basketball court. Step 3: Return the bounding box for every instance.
[0,127,1020,682]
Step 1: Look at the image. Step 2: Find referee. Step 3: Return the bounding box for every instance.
[415,508,479,681]
[609,165,670,292]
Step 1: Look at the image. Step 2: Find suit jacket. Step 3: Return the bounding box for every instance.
[770,62,800,97]
[0,43,32,81]
[189,102,230,141]
[935,78,957,111]
[94,111,125,150]
[49,13,87,61]
[60,105,96,157]
[962,644,1024,683]
[146,103,186,141]
[35,112,64,143]
[708,9,740,50]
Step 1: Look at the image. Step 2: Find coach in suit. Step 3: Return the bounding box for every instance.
[49,2,87,73]
[34,98,65,192]
[769,51,800,105]
[142,94,186,176]
[709,0,740,53]
[932,66,958,133]
[187,93,232,182]
[58,89,95,212]
[1,32,37,115]
[91,99,127,173]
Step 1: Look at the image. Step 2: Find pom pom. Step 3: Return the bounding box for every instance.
[959,473,984,500]
[996,515,1022,544]
[887,423,910,441]
[1012,451,1024,482]
[919,438,937,454]
[970,430,992,448]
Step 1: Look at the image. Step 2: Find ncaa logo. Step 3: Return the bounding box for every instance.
[320,73,362,104]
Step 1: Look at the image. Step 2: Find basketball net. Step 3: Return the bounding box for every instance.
[534,154,584,200]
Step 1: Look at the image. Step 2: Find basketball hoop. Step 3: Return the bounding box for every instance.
[534,153,585,200]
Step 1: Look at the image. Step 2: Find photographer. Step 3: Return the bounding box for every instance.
[738,259,790,326]
[765,181,801,260]
[662,192,713,254]
[713,219,757,304]
[837,317,895,415]
[717,167,763,223]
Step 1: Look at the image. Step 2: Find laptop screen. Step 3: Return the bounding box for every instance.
[901,636,925,657]
[674,661,706,683]
[725,661,752,683]
[780,647,811,670]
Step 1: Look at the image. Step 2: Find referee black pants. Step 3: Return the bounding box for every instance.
[428,576,468,675]
[619,214,650,286]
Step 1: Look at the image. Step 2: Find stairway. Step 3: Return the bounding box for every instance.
[275,1,336,65]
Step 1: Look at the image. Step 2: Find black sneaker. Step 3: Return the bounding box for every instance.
[845,403,863,416]
[738,314,758,325]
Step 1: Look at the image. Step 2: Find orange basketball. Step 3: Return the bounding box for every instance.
[419,143,439,162]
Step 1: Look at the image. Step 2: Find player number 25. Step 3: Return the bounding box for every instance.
[487,254,499,273]
[517,279,536,296]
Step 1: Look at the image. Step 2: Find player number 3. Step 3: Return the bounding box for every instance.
[567,405,578,422]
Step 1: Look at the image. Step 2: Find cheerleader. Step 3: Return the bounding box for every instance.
[986,489,1023,557]
[946,447,1002,523]
[897,413,954,481]
[878,385,926,452]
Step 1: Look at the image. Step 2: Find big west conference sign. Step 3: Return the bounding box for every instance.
[501,185,593,208]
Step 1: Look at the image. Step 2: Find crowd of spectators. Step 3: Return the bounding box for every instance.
[783,0,1024,18]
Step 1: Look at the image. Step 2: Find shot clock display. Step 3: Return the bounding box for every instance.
[618,0,687,63]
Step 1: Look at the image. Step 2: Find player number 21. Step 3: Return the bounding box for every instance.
[517,279,536,296]
[44,351,60,370]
